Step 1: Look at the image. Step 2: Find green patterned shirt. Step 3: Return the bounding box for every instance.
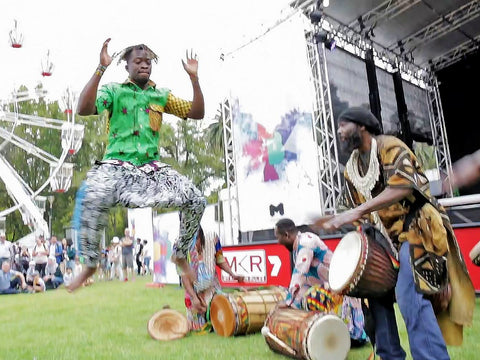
[96,79,192,166]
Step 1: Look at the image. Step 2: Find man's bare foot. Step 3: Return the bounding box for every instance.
[67,267,97,292]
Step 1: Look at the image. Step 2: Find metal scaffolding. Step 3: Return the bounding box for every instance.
[426,75,453,197]
[349,0,421,32]
[428,33,480,70]
[221,98,240,242]
[389,1,480,52]
[305,29,343,215]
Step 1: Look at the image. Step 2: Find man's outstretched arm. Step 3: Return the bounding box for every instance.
[77,38,112,116]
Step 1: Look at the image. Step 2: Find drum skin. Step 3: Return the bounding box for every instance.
[210,287,287,336]
[329,231,398,298]
[263,307,350,360]
[147,309,188,341]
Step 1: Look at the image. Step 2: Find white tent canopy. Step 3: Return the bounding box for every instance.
[16,231,37,250]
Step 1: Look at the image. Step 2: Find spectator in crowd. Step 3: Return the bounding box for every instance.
[44,256,57,277]
[0,260,27,294]
[65,238,76,271]
[60,238,68,273]
[48,236,64,266]
[143,240,151,276]
[32,236,49,276]
[0,232,13,267]
[110,237,123,281]
[44,256,64,290]
[74,256,83,279]
[19,246,31,275]
[63,267,74,288]
[30,270,46,293]
[121,228,135,281]
[26,260,36,287]
[11,244,22,272]
[99,247,110,280]
[135,238,144,275]
[72,256,93,287]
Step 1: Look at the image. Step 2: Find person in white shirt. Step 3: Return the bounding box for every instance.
[63,267,74,287]
[74,256,83,278]
[32,237,49,276]
[109,237,123,280]
[0,232,13,267]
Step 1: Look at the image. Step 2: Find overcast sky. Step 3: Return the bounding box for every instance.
[1,0,294,121]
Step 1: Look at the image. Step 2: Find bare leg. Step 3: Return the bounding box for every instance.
[68,267,97,292]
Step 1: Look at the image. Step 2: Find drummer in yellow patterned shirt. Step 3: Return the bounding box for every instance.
[316,107,474,360]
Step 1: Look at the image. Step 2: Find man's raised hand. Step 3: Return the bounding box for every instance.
[100,38,113,67]
[182,49,199,78]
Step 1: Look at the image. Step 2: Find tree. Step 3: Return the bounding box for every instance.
[0,85,112,241]
[159,116,225,203]
[0,86,65,240]
[414,142,437,170]
[205,102,226,153]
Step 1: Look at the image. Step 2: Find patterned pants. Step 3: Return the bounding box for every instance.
[74,161,206,268]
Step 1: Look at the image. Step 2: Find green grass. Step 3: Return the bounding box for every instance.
[1,277,479,360]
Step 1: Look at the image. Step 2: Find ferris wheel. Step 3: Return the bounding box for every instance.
[0,21,84,238]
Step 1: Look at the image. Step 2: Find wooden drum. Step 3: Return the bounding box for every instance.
[147,308,188,341]
[210,287,287,336]
[262,307,350,360]
[328,229,398,298]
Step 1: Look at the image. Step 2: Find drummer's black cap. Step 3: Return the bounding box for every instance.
[338,107,382,135]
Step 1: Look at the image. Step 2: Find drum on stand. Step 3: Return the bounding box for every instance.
[328,229,398,298]
[210,287,287,336]
[262,307,350,360]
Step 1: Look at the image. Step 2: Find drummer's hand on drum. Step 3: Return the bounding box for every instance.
[191,295,207,314]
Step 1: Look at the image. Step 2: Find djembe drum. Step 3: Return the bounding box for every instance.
[328,227,398,298]
[210,287,287,336]
[262,307,350,360]
[147,308,188,341]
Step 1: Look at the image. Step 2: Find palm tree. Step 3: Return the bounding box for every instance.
[205,100,227,153]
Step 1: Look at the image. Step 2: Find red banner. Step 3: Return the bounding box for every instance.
[218,243,292,288]
[452,226,480,292]
[219,225,480,291]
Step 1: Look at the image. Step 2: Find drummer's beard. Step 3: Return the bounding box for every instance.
[339,129,362,155]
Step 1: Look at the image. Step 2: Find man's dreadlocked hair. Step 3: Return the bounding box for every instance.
[114,44,159,65]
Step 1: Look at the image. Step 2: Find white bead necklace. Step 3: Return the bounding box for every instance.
[346,137,380,201]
